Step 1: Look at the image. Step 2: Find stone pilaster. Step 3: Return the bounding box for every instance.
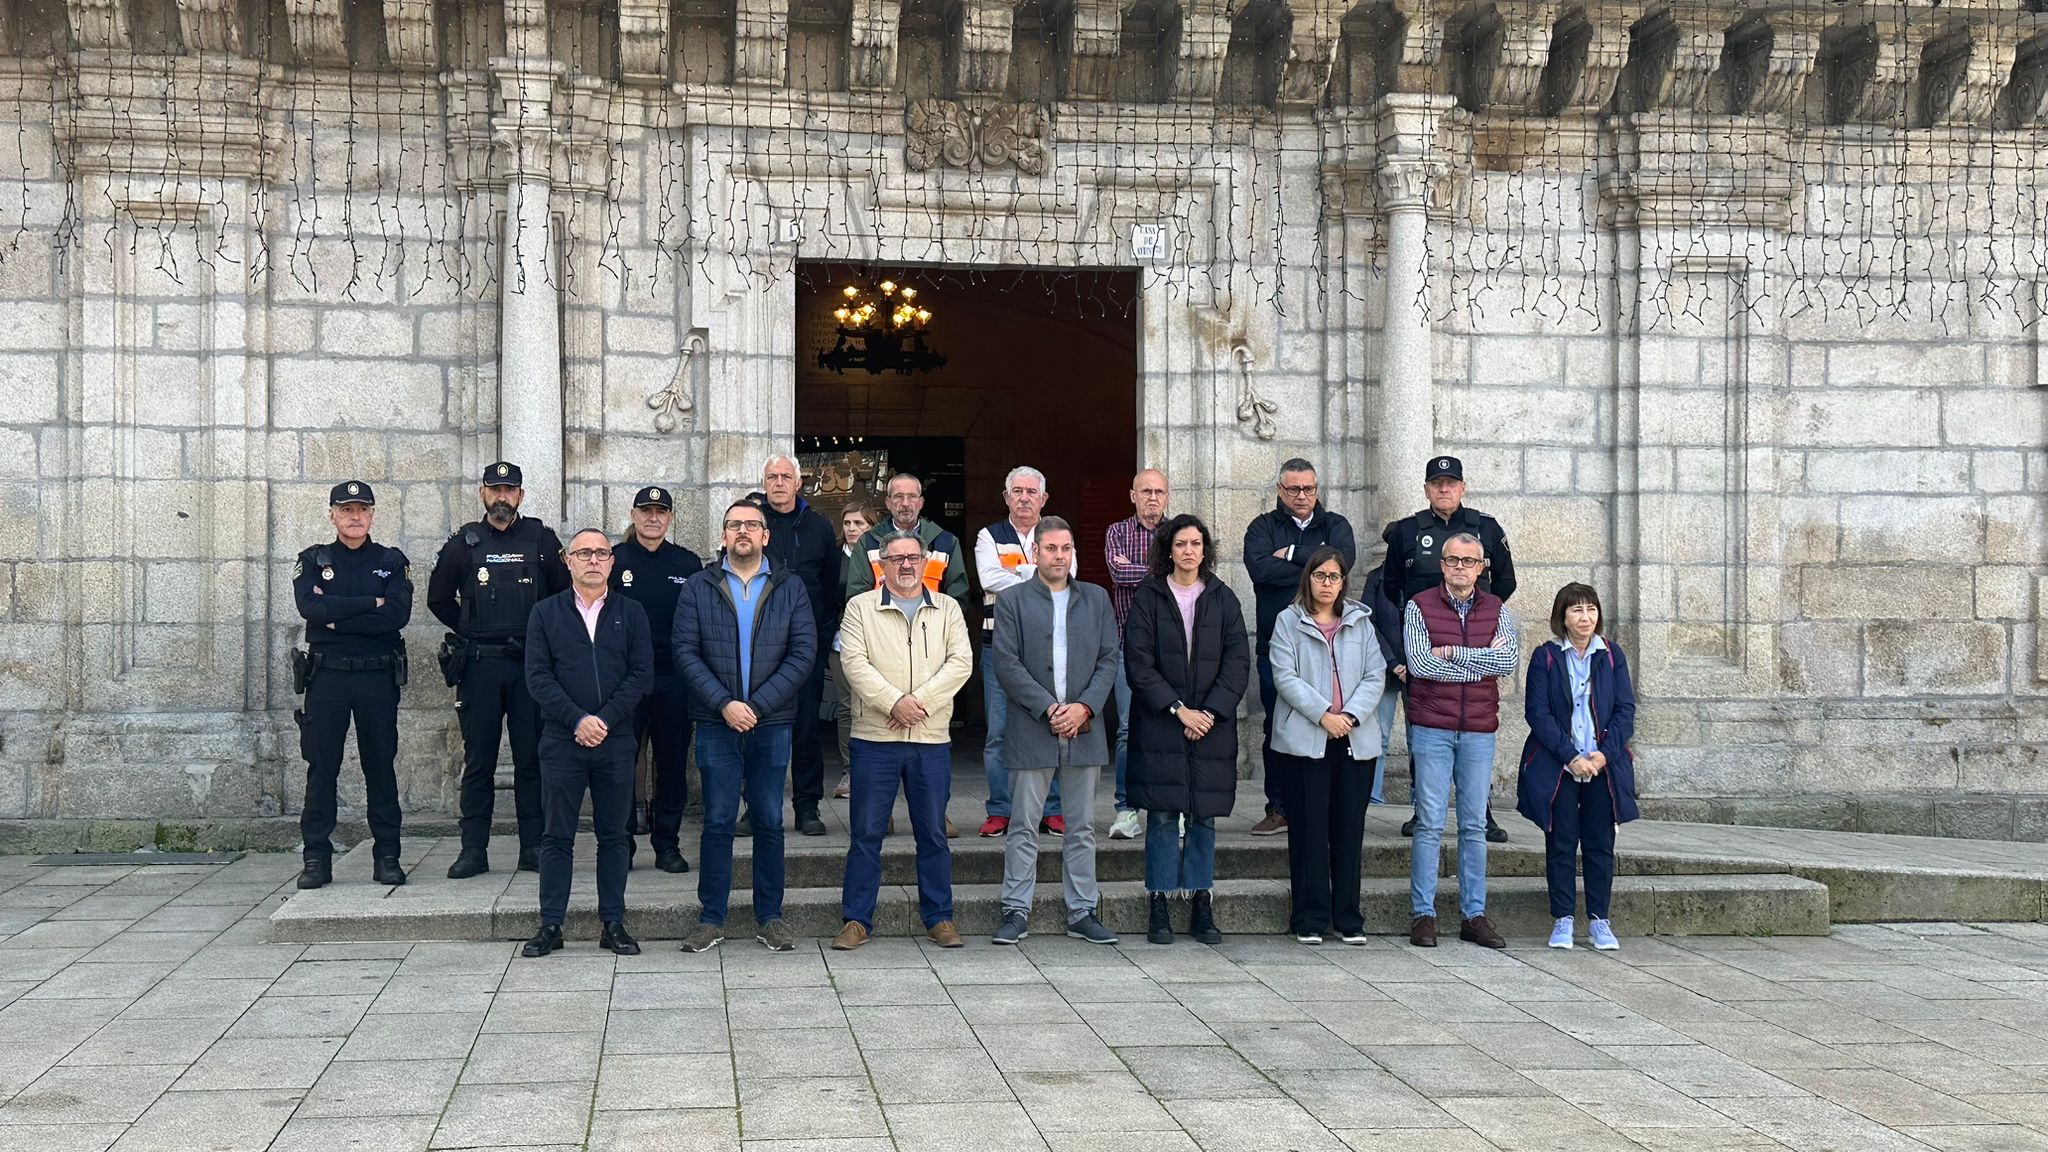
[951,0,1018,96]
[1162,0,1230,103]
[1373,93,1457,529]
[847,0,903,91]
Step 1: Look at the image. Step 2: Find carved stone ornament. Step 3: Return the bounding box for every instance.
[1231,345,1278,441]
[904,100,1050,175]
[647,330,707,434]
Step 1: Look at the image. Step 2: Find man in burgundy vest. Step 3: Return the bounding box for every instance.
[1401,531,1519,950]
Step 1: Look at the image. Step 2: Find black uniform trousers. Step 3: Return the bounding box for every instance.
[457,652,543,854]
[538,735,635,927]
[633,673,694,852]
[788,657,828,817]
[1276,738,1373,937]
[300,667,402,860]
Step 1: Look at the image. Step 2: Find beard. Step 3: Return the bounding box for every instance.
[487,500,517,524]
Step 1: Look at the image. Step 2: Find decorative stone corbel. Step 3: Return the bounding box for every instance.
[950,0,1018,95]
[503,0,549,60]
[174,0,241,54]
[1374,0,1448,97]
[2003,32,2048,129]
[381,0,438,67]
[1538,3,1635,114]
[1722,11,1819,119]
[1449,0,1557,114]
[1230,345,1278,441]
[734,0,790,85]
[1821,20,1925,127]
[848,0,904,91]
[1062,0,1126,100]
[284,0,349,65]
[64,0,128,50]
[1276,0,1344,107]
[1162,0,1231,103]
[616,0,669,83]
[1916,21,2019,128]
[1617,4,1724,113]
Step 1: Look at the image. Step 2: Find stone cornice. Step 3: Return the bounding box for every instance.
[1600,112,1797,230]
[57,54,275,180]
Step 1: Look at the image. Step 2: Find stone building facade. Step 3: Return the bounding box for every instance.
[0,0,2042,841]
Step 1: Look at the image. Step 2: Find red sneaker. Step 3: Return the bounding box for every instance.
[978,816,1010,837]
[1040,815,1066,836]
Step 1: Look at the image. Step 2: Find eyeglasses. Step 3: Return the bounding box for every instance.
[566,548,612,562]
[723,520,766,533]
[1309,571,1344,584]
[883,554,924,566]
[1441,556,1484,569]
[1279,484,1318,497]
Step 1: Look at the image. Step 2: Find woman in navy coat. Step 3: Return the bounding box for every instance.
[1517,582,1637,951]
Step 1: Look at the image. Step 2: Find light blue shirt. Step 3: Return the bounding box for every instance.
[1050,586,1071,702]
[723,556,773,700]
[1560,635,1607,758]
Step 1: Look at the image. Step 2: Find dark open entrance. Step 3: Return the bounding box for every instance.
[794,264,1141,741]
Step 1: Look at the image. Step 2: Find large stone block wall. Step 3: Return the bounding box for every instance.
[0,0,2044,841]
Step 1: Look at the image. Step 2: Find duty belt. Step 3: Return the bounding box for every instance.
[317,653,400,673]
[472,641,523,659]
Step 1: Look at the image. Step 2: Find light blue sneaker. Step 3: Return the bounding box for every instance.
[1588,918,1620,951]
[1547,916,1575,950]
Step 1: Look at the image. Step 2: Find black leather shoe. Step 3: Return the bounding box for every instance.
[517,848,539,872]
[655,847,691,874]
[446,850,489,879]
[1485,816,1508,844]
[373,857,407,886]
[521,924,563,958]
[796,810,827,837]
[1400,816,1416,838]
[295,856,331,890]
[630,801,652,836]
[600,921,641,956]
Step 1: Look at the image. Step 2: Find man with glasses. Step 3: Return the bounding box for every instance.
[754,455,837,838]
[611,486,704,872]
[1401,530,1518,950]
[842,472,969,612]
[674,500,817,953]
[520,529,654,957]
[973,465,1071,838]
[1243,458,1356,836]
[832,531,974,951]
[1382,456,1517,842]
[1103,468,1170,841]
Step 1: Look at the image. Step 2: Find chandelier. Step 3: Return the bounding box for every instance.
[816,277,946,375]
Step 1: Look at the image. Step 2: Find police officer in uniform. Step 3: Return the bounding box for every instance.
[428,462,571,878]
[611,485,704,873]
[292,481,412,890]
[1380,455,1517,843]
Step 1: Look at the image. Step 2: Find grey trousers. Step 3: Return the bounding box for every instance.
[1002,759,1100,919]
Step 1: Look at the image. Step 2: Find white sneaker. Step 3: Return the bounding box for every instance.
[1338,931,1369,946]
[1296,931,1324,945]
[1109,810,1143,840]
[1588,918,1620,951]
[1547,916,1575,950]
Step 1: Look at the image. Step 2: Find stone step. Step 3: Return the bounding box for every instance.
[267,870,1827,944]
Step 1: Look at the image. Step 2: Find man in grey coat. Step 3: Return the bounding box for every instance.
[989,516,1122,945]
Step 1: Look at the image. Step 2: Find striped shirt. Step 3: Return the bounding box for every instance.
[1104,515,1159,638]
[1402,594,1519,683]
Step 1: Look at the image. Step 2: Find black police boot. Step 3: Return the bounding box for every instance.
[630,801,652,836]
[446,849,490,880]
[295,854,332,890]
[796,808,827,837]
[373,856,407,886]
[655,847,691,874]
[1147,892,1173,945]
[1400,815,1417,837]
[517,847,539,872]
[600,921,641,956]
[1190,889,1223,945]
[1485,809,1508,844]
[521,924,563,958]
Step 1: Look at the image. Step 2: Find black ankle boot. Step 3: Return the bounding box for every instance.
[295,854,331,890]
[1147,892,1173,945]
[1190,889,1222,945]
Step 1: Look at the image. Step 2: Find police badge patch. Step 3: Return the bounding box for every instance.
[477,566,491,585]
[322,567,336,580]
[1420,535,1434,549]
[621,570,634,586]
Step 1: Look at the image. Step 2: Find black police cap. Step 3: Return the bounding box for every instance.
[1425,456,1464,482]
[329,480,376,507]
[633,486,674,510]
[482,461,523,487]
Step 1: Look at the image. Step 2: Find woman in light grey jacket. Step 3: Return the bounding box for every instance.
[1268,546,1386,945]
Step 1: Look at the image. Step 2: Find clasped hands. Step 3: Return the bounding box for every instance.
[1318,710,1355,740]
[574,715,608,747]
[888,694,928,730]
[1568,750,1608,782]
[1048,702,1091,739]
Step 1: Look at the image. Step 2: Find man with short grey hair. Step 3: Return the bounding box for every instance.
[989,517,1120,946]
[973,465,1076,838]
[844,472,970,611]
[755,453,837,838]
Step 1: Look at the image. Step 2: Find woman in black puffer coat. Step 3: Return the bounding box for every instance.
[1124,514,1251,945]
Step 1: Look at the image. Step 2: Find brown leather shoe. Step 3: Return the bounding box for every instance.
[1459,915,1506,949]
[945,818,958,839]
[1250,811,1288,836]
[1409,915,1438,948]
[926,920,964,948]
[831,921,869,951]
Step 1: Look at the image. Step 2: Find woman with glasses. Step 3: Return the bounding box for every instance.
[1123,514,1250,944]
[1517,582,1638,951]
[1267,546,1385,944]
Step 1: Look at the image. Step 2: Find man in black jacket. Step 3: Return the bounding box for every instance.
[753,455,836,837]
[522,528,654,959]
[427,462,572,878]
[1380,455,1516,842]
[611,485,704,872]
[1242,458,1357,835]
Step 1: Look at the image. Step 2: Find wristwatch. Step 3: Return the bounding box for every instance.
[1168,701,1185,716]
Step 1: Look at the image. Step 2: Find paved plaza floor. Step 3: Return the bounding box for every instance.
[3,853,2048,1149]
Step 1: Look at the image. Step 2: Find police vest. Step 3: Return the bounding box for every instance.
[457,525,545,642]
[1402,511,1495,601]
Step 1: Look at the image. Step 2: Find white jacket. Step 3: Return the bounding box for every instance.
[838,587,974,743]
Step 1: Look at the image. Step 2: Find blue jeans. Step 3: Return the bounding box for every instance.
[1144,810,1215,892]
[1408,724,1494,920]
[1111,651,1133,812]
[842,739,954,930]
[695,723,791,926]
[1372,686,1398,806]
[983,661,1057,820]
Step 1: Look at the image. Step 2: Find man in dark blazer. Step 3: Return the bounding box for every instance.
[522,528,654,959]
[989,516,1122,947]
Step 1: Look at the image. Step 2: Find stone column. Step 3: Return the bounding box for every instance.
[1373,158,1441,527]
[493,59,565,525]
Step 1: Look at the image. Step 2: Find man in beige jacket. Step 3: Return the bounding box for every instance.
[834,530,975,949]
